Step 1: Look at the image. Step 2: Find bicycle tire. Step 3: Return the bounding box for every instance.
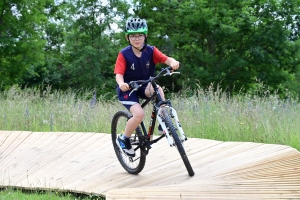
[162,109,195,176]
[111,110,146,174]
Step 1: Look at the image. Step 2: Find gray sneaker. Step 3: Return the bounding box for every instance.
[116,135,135,157]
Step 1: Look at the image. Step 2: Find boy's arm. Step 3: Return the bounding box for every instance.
[114,53,130,91]
[116,74,130,92]
[153,47,180,70]
[164,57,180,70]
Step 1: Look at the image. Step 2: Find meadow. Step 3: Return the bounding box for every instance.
[1,85,299,150]
[1,85,300,199]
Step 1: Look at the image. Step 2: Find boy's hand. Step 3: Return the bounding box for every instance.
[119,82,130,92]
[167,57,180,70]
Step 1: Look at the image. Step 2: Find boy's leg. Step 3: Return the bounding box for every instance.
[116,87,144,157]
[117,86,144,138]
[144,83,165,100]
[123,103,145,138]
[116,103,144,157]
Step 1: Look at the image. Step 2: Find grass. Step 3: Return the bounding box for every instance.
[0,187,104,200]
[0,85,300,198]
[1,85,299,149]
[172,86,300,149]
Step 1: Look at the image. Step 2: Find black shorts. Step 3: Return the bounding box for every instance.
[117,85,148,110]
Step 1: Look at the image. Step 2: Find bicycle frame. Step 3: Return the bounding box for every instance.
[128,67,187,152]
[139,81,165,145]
[112,66,194,176]
[137,78,187,153]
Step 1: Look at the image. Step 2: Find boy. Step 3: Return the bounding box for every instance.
[114,18,180,157]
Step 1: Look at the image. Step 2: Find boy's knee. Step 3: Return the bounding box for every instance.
[158,86,163,92]
[131,108,145,122]
[133,113,144,123]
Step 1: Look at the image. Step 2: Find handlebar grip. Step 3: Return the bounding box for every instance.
[128,81,138,89]
[167,63,181,70]
[167,66,173,71]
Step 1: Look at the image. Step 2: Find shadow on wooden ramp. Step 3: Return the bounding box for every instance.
[0,131,299,199]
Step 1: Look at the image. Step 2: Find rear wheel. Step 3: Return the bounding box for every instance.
[162,109,195,176]
[111,110,146,174]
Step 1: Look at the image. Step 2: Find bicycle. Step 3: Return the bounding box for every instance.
[111,66,195,176]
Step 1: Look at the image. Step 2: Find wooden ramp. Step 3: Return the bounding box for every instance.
[0,131,300,199]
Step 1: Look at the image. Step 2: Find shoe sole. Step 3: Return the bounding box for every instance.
[116,137,135,157]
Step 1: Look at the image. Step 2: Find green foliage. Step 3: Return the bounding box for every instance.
[56,0,127,96]
[61,0,128,95]
[1,0,300,99]
[1,0,130,98]
[133,0,300,96]
[0,0,49,89]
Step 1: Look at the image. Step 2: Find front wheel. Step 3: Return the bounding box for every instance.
[162,109,195,176]
[111,110,146,174]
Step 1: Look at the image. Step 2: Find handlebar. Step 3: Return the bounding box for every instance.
[128,66,180,96]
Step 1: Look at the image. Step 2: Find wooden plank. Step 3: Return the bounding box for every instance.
[3,131,78,185]
[13,132,95,185]
[0,131,14,146]
[185,142,296,180]
[217,153,300,181]
[106,183,300,200]
[26,132,108,188]
[1,131,44,168]
[5,132,67,184]
[0,131,26,162]
[1,131,300,199]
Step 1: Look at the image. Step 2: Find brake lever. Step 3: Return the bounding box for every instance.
[162,67,171,76]
[129,88,138,96]
[170,71,180,75]
[163,67,180,76]
[128,81,140,96]
[129,81,139,89]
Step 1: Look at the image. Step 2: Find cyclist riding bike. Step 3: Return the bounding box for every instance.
[114,17,180,157]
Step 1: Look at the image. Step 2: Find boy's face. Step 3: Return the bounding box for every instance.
[126,33,147,49]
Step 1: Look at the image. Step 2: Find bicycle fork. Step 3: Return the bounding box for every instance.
[157,106,187,147]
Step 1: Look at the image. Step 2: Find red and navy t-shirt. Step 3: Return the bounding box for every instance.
[114,45,168,83]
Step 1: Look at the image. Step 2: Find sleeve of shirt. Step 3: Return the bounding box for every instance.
[153,47,168,64]
[114,52,126,75]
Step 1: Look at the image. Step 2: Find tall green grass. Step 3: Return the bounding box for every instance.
[171,86,300,150]
[0,187,104,200]
[0,85,299,150]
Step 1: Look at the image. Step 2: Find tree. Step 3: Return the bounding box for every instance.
[19,1,67,88]
[0,0,50,89]
[133,0,300,95]
[56,0,130,95]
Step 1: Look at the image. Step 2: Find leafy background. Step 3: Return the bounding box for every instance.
[1,0,300,98]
